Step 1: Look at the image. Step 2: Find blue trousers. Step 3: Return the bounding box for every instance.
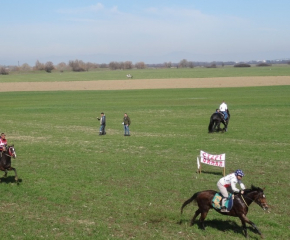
[124,125,130,135]
[99,125,105,134]
[222,111,228,120]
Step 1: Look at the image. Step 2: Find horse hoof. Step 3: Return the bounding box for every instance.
[15,177,18,181]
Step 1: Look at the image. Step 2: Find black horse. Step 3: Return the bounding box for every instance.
[208,109,230,133]
[180,185,269,238]
[0,145,18,182]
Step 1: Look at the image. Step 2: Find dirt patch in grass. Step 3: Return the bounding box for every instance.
[0,76,289,92]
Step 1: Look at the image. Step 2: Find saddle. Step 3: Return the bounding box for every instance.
[212,192,234,211]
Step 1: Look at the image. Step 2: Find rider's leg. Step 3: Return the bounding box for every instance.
[217,181,229,212]
[223,111,228,120]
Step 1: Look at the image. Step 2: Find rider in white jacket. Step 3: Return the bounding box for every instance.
[217,169,246,212]
[219,100,228,120]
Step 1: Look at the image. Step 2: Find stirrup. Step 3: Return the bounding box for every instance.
[220,207,229,212]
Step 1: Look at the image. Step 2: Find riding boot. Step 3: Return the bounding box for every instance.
[220,206,229,212]
[220,198,229,212]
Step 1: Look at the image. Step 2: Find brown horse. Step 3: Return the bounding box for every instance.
[181,185,268,238]
[0,145,18,182]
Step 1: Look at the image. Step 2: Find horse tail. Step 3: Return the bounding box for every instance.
[208,116,214,133]
[181,192,200,214]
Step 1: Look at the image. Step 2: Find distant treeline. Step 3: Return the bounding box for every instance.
[1,58,289,75]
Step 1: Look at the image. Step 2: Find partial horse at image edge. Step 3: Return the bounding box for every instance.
[0,145,18,182]
[180,185,269,238]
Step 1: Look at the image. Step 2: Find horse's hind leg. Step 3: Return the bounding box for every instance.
[199,211,209,230]
[190,209,201,226]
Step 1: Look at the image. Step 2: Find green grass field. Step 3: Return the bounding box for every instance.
[1,84,289,239]
[1,64,290,82]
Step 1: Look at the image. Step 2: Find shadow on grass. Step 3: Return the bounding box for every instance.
[197,170,224,176]
[179,219,260,238]
[0,176,22,184]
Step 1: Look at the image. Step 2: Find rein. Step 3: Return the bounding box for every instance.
[241,195,249,208]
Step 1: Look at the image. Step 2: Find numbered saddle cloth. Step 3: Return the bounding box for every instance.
[212,192,234,211]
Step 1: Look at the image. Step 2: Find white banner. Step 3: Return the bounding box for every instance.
[200,150,225,168]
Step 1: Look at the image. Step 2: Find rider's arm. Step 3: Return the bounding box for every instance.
[230,180,240,193]
[239,181,245,190]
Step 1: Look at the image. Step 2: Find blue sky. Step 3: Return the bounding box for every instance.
[1,0,290,65]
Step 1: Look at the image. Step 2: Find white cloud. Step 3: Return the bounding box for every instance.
[109,6,120,14]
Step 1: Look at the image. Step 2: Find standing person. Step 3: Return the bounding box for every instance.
[97,112,106,135]
[0,133,7,158]
[219,100,228,120]
[217,169,246,212]
[123,113,131,136]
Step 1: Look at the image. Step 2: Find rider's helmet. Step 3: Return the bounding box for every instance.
[235,169,244,177]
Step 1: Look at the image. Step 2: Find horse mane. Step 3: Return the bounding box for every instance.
[244,185,263,194]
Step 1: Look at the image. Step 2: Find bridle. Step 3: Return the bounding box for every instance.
[240,191,267,210]
[6,146,16,158]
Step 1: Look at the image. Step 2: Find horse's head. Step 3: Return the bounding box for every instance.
[248,185,268,211]
[8,145,16,158]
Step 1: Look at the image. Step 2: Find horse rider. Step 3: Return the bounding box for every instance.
[219,100,228,120]
[217,169,246,212]
[0,133,7,158]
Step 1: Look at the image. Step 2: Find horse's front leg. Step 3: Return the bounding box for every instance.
[241,220,248,238]
[240,215,263,238]
[3,169,8,178]
[9,167,18,182]
[213,122,217,132]
[248,220,263,238]
[217,122,222,132]
[224,121,228,132]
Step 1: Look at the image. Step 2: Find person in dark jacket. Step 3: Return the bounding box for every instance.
[123,113,131,136]
[97,112,106,135]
